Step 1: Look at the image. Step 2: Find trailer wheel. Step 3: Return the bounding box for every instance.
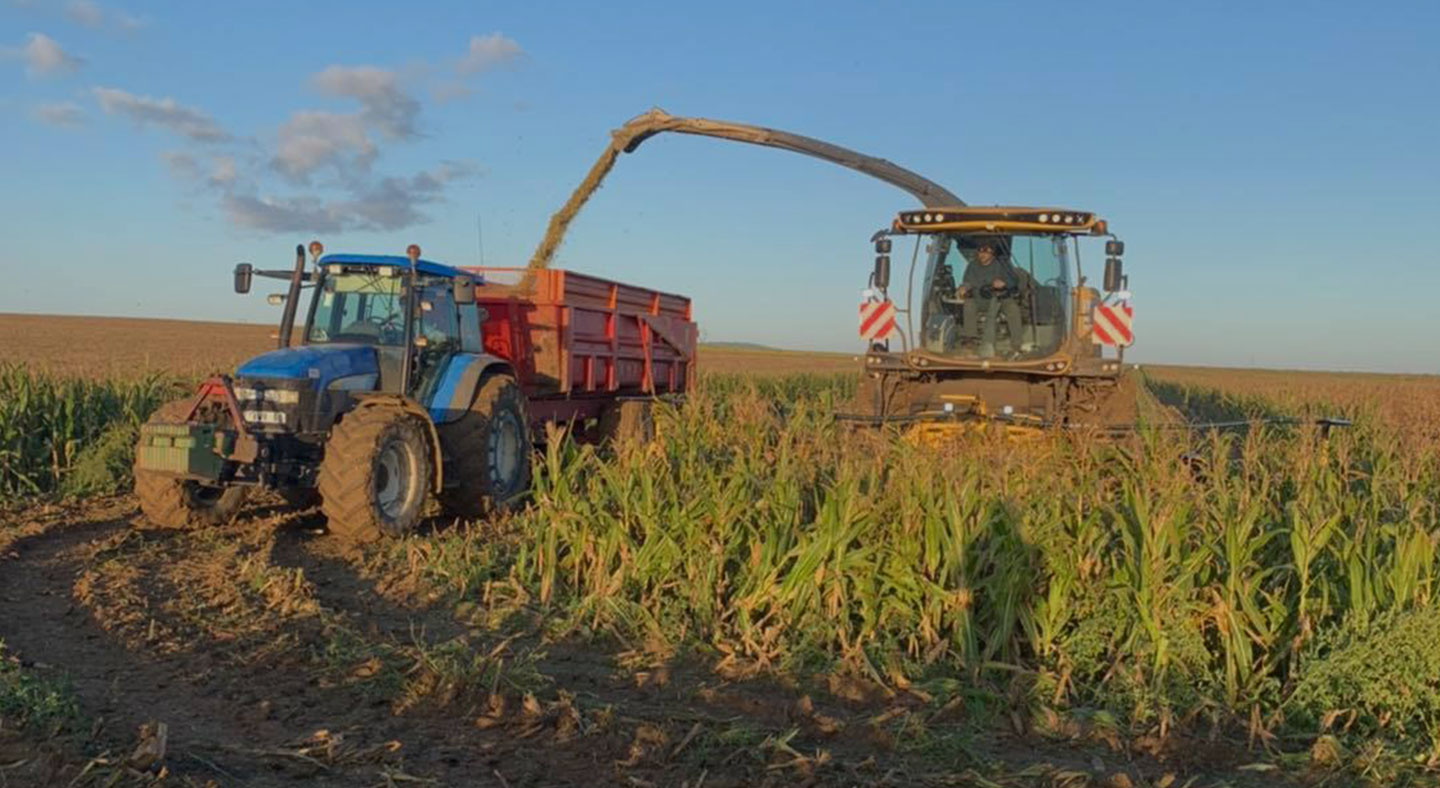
[318,406,431,543]
[133,399,248,530]
[598,400,655,447]
[436,375,532,520]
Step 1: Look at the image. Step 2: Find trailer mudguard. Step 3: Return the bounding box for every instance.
[424,352,513,424]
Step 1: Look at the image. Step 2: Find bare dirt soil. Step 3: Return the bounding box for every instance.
[0,497,1286,788]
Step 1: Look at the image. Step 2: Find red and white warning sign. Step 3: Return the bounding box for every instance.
[1092,302,1134,346]
[858,299,897,341]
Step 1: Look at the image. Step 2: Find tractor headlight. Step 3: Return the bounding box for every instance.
[233,387,300,405]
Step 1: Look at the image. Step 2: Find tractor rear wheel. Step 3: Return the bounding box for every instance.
[318,406,432,543]
[436,375,532,520]
[133,399,248,530]
[597,400,655,447]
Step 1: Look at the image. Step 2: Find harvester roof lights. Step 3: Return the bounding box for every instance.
[308,240,324,258]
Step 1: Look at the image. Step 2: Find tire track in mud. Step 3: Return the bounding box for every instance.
[2,496,1268,788]
[0,500,426,785]
[0,501,780,787]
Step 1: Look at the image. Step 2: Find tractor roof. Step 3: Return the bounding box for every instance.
[893,206,1107,236]
[316,253,470,280]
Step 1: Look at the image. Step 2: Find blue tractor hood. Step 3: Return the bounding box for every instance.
[235,344,378,389]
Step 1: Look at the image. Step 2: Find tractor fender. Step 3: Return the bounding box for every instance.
[424,353,516,426]
[348,394,447,494]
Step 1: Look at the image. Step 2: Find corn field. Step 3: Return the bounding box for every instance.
[4,361,1439,765]
[399,370,1440,760]
[0,364,175,500]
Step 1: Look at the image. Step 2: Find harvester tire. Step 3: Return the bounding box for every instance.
[598,400,654,447]
[318,406,432,543]
[436,375,532,520]
[133,399,248,530]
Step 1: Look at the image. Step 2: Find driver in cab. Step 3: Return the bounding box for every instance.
[957,239,1028,358]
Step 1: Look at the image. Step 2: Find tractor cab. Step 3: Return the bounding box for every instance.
[866,206,1129,378]
[230,244,487,438]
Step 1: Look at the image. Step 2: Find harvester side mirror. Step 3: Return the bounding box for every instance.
[873,255,891,290]
[874,238,892,255]
[453,277,475,305]
[234,263,253,294]
[1103,257,1124,292]
[1105,239,1125,257]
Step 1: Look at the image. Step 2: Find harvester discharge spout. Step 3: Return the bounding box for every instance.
[524,108,963,283]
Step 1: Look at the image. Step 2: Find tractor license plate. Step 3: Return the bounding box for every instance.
[243,410,287,425]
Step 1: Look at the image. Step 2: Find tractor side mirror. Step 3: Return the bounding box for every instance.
[873,255,891,290]
[453,277,475,305]
[874,238,892,255]
[1105,239,1125,257]
[234,263,253,294]
[1103,257,1124,292]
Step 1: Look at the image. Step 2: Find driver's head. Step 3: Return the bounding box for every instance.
[975,242,996,264]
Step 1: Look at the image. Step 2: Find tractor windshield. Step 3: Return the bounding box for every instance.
[917,233,1071,360]
[308,273,406,346]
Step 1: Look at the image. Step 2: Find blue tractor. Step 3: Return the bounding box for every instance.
[132,243,533,542]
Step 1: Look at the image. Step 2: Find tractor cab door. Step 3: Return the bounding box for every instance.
[410,283,463,403]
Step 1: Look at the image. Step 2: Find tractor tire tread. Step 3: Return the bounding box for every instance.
[318,405,430,544]
[436,375,532,520]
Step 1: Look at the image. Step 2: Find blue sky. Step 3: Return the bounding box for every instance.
[2,0,1437,372]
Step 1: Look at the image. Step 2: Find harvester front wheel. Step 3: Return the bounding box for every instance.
[436,375,532,520]
[318,406,432,543]
[133,400,248,530]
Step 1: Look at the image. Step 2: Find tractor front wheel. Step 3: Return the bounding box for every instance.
[436,375,533,520]
[318,406,432,543]
[133,400,248,530]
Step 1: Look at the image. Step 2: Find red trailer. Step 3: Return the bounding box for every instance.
[464,267,697,429]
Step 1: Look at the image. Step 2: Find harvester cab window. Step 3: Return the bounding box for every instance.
[309,274,404,346]
[918,233,1071,360]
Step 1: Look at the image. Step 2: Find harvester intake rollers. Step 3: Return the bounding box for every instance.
[133,399,248,529]
[437,375,532,519]
[318,406,432,543]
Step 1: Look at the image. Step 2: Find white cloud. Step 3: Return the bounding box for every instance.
[223,193,344,234]
[4,32,83,76]
[160,150,199,179]
[92,86,230,142]
[30,100,84,126]
[431,81,471,103]
[457,33,521,75]
[63,0,102,27]
[311,65,420,140]
[209,155,237,187]
[339,161,478,230]
[272,110,375,182]
[222,162,478,234]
